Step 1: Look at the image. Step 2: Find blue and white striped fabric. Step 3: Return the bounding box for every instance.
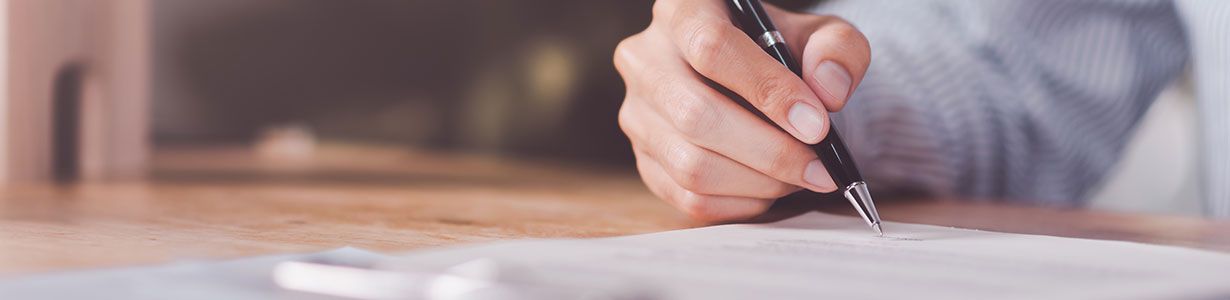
[1178,0,1230,217]
[809,0,1230,217]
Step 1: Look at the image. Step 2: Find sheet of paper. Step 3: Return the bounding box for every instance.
[0,247,394,300]
[3,213,1229,299]
[388,212,1230,299]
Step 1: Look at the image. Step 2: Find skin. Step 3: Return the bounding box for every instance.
[614,0,871,222]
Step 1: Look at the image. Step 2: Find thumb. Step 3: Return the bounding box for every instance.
[795,17,871,112]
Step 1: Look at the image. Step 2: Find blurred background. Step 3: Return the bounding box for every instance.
[0,0,1201,215]
[151,0,650,162]
[149,0,814,161]
[0,0,802,179]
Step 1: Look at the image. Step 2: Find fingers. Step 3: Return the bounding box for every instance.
[756,5,872,112]
[621,99,801,199]
[653,0,831,145]
[635,154,773,222]
[641,82,836,192]
[616,36,835,192]
[615,0,870,221]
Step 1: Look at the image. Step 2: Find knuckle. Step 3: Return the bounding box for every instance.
[677,191,721,221]
[749,75,793,112]
[632,147,655,171]
[616,101,636,135]
[674,170,706,193]
[612,41,630,72]
[612,35,641,75]
[668,92,720,139]
[651,0,678,22]
[764,141,803,178]
[664,145,709,191]
[680,23,730,72]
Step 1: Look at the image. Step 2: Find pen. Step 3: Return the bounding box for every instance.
[724,0,883,236]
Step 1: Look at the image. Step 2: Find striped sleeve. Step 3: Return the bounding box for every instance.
[1176,0,1230,217]
[808,0,1189,206]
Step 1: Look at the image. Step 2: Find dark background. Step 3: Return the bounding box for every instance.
[151,0,819,165]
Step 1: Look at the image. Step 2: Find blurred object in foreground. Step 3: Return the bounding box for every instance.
[274,258,656,300]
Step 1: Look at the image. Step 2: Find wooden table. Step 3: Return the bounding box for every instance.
[2,145,1229,276]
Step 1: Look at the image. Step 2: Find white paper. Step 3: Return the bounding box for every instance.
[0,247,393,300]
[3,213,1230,299]
[387,212,1230,300]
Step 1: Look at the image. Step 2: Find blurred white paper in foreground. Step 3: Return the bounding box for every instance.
[3,213,1230,299]
[386,212,1230,300]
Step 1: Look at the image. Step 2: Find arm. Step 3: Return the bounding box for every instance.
[1176,0,1230,217]
[812,0,1189,204]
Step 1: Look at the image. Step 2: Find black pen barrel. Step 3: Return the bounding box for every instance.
[725,0,865,188]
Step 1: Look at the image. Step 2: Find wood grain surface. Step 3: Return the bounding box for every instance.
[1,144,1228,276]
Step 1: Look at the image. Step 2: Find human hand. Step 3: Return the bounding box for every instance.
[614,0,871,221]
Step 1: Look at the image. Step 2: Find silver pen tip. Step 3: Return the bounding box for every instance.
[842,181,883,236]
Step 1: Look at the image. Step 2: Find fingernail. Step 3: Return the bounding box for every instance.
[787,102,826,142]
[814,60,852,102]
[804,160,837,191]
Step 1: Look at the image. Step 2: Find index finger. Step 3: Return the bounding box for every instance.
[654,0,830,145]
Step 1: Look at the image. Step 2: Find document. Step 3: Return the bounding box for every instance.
[386,212,1230,299]
[4,213,1230,299]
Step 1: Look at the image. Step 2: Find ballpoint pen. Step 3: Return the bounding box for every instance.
[724,0,883,236]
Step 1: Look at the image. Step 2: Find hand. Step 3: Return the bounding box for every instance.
[614,0,871,222]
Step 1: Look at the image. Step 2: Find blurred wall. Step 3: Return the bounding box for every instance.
[152,1,651,165]
[151,0,818,165]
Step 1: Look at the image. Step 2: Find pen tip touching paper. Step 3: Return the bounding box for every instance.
[842,181,883,235]
[873,223,883,237]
